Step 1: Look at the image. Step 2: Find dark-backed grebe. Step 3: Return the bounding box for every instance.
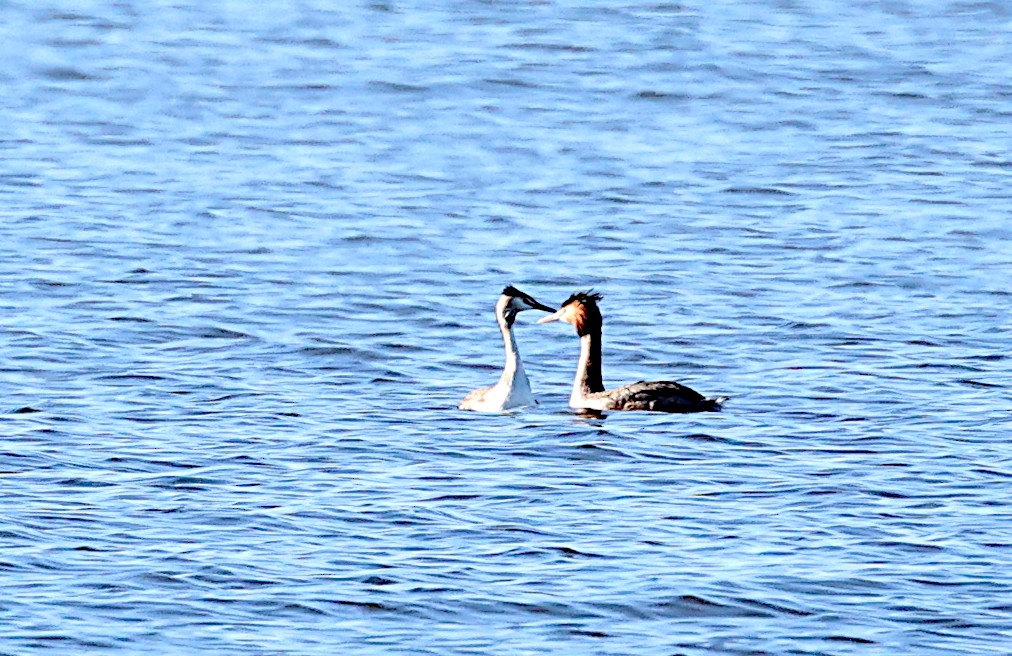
[458,285,556,413]
[538,291,726,413]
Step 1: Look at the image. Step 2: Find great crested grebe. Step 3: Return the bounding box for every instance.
[458,285,556,413]
[538,291,726,413]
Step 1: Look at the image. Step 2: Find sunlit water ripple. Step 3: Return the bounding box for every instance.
[2,1,1010,654]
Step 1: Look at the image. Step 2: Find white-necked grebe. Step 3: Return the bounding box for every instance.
[538,291,726,413]
[458,285,555,413]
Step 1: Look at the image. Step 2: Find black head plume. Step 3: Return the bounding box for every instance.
[562,290,603,307]
[500,284,555,320]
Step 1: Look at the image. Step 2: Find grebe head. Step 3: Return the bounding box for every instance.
[498,285,556,327]
[536,290,603,336]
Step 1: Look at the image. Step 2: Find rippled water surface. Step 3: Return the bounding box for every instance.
[3,1,1011,654]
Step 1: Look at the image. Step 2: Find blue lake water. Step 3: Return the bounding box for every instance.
[2,1,1011,653]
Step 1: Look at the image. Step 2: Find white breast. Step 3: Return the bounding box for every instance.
[460,365,534,413]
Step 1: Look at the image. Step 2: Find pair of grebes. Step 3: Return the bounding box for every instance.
[460,286,726,414]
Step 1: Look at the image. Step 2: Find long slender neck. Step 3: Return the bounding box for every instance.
[497,313,523,383]
[574,326,604,395]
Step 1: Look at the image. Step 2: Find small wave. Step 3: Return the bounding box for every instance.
[826,635,877,644]
[723,186,795,195]
[653,594,771,618]
[93,374,167,381]
[634,90,691,101]
[108,316,153,323]
[422,494,481,502]
[482,77,539,88]
[41,66,98,80]
[56,478,116,488]
[958,379,1002,388]
[199,327,253,339]
[736,597,814,617]
[549,546,606,559]
[362,575,397,586]
[368,81,428,93]
[332,599,396,612]
[505,42,596,53]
